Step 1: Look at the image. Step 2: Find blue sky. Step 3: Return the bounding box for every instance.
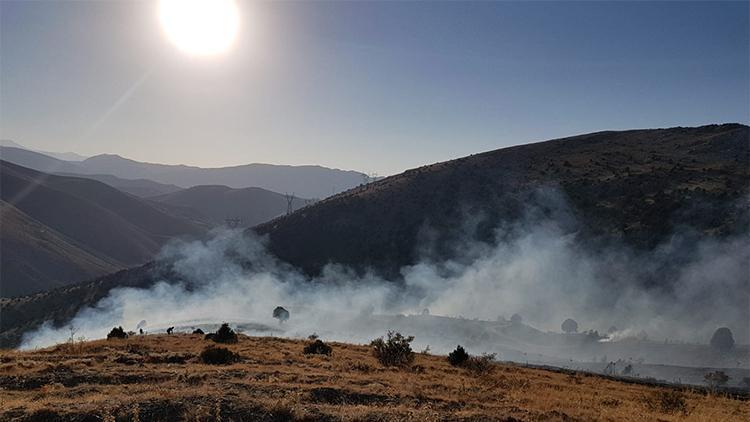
[1,1,748,175]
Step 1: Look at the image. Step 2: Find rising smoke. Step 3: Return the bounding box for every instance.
[21,191,749,363]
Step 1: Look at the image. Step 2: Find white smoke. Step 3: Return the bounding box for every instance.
[20,196,749,360]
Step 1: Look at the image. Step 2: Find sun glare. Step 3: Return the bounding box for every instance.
[158,0,239,56]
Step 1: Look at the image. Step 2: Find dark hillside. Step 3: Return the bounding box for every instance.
[0,202,120,297]
[0,161,206,297]
[254,124,749,277]
[150,185,309,228]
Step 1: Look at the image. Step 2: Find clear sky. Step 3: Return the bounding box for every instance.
[1,1,748,176]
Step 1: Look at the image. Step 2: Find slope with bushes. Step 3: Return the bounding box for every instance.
[254,124,749,278]
[0,334,746,420]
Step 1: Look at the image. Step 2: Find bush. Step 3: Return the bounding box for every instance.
[561,318,578,333]
[192,328,204,335]
[371,331,414,367]
[303,339,332,355]
[447,345,469,366]
[206,323,238,344]
[106,326,128,340]
[200,346,238,365]
[710,327,735,353]
[464,353,497,376]
[704,370,730,389]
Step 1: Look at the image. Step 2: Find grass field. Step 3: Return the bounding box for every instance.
[1,333,748,421]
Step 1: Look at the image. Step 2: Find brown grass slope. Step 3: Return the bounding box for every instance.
[0,161,205,296]
[0,201,120,297]
[0,334,747,421]
[253,124,749,278]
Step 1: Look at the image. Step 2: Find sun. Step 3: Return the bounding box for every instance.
[158,0,239,56]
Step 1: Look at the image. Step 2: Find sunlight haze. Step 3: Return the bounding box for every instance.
[1,1,748,175]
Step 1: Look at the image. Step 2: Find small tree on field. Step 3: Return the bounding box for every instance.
[561,318,578,333]
[510,313,522,324]
[447,345,470,366]
[709,327,735,353]
[107,326,128,340]
[273,306,290,324]
[206,323,238,344]
[371,331,414,367]
[303,339,332,355]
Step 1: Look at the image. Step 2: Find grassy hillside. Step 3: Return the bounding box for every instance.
[254,124,749,278]
[1,334,747,421]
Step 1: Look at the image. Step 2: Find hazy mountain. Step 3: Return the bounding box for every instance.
[0,147,182,198]
[77,154,366,199]
[0,161,206,296]
[2,124,747,347]
[56,172,183,198]
[0,145,367,199]
[150,185,310,228]
[0,140,87,161]
[254,124,748,278]
[0,201,120,297]
[0,146,81,174]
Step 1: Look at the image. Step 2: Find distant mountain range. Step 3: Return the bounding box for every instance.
[0,144,366,199]
[0,161,206,296]
[0,139,88,162]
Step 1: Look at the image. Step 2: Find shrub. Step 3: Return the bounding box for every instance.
[464,353,497,376]
[447,345,469,366]
[561,318,578,333]
[704,370,730,389]
[206,323,238,344]
[200,346,238,365]
[303,339,332,355]
[644,390,689,414]
[371,331,414,367]
[192,328,204,335]
[106,326,128,340]
[709,327,735,353]
[510,313,522,324]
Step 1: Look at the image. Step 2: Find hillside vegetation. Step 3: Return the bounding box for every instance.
[255,124,748,278]
[1,334,747,421]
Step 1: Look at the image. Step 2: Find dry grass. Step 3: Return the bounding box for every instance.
[0,334,748,421]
